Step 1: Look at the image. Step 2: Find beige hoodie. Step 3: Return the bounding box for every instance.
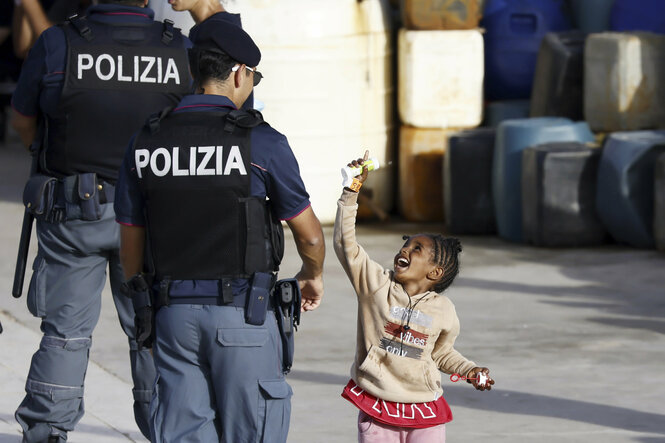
[334,190,476,403]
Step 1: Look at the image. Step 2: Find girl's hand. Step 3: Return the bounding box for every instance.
[466,367,494,391]
[347,150,370,184]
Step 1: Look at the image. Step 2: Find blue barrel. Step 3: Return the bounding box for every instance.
[444,128,496,234]
[482,0,572,101]
[493,117,594,242]
[522,142,606,246]
[530,31,586,121]
[570,0,614,33]
[610,0,665,34]
[655,153,665,252]
[485,100,531,127]
[596,131,665,248]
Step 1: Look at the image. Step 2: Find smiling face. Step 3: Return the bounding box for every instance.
[393,235,442,295]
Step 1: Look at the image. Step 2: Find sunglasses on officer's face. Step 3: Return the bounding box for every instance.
[232,65,263,86]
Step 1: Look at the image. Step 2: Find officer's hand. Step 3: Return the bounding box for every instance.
[135,307,153,350]
[297,272,323,312]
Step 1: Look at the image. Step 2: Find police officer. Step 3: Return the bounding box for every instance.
[115,19,325,442]
[10,0,191,441]
[168,0,257,109]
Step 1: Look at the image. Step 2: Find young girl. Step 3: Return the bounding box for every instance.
[333,152,494,442]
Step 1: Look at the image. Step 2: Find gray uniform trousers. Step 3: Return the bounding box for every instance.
[15,204,155,442]
[151,304,292,443]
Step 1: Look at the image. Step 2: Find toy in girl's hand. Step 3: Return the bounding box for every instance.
[341,150,372,192]
[341,155,380,187]
[450,368,494,391]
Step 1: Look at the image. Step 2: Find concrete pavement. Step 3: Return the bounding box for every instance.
[2,131,665,442]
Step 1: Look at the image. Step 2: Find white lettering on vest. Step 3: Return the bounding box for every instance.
[151,148,171,177]
[216,146,224,175]
[77,54,93,79]
[75,53,182,85]
[135,146,248,178]
[224,146,247,175]
[135,149,149,179]
[197,146,215,176]
[172,147,188,176]
[140,56,156,83]
[95,54,115,81]
[118,56,131,82]
[163,58,180,84]
[189,147,196,176]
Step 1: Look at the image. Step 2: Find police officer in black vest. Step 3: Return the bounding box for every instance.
[10,1,191,441]
[114,19,325,443]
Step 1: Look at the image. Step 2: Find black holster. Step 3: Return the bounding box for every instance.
[22,174,64,223]
[122,273,152,311]
[273,278,301,374]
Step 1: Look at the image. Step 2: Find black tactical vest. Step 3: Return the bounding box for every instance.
[134,109,284,280]
[45,16,191,182]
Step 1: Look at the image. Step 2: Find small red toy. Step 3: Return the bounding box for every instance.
[450,372,489,386]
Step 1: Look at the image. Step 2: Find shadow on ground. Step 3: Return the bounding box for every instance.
[287,370,665,436]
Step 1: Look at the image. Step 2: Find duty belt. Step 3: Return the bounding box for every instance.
[60,174,115,204]
[24,172,115,223]
[153,278,274,310]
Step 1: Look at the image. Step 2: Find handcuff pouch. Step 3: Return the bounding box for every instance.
[77,172,102,221]
[245,272,273,326]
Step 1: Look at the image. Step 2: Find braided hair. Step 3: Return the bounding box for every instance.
[402,234,462,293]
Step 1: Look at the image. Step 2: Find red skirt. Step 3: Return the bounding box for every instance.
[341,379,453,429]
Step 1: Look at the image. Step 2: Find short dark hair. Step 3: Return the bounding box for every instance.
[402,234,462,293]
[99,0,145,7]
[189,48,248,88]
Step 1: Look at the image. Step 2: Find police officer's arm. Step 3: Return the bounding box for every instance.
[11,113,36,149]
[11,24,50,148]
[120,225,145,280]
[12,0,51,59]
[116,143,147,280]
[286,206,325,312]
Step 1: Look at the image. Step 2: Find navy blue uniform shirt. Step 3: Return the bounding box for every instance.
[11,3,192,118]
[114,94,311,297]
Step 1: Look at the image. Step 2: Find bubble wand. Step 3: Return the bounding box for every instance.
[450,372,489,386]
